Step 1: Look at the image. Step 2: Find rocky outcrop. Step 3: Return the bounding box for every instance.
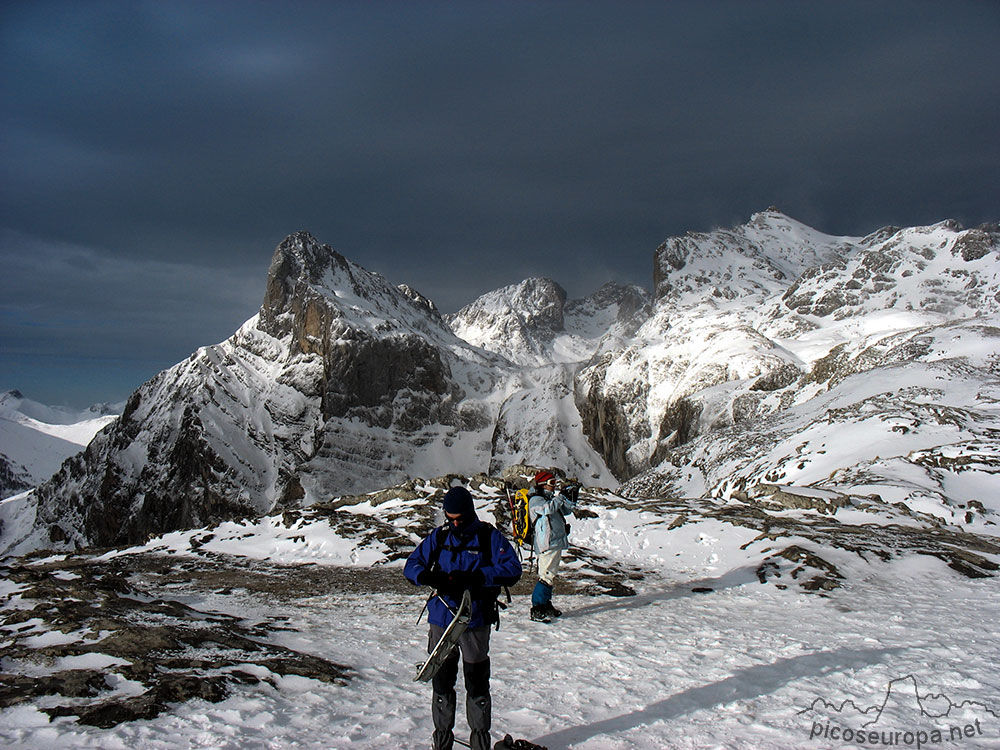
[0,554,353,728]
[0,455,31,500]
[576,374,646,480]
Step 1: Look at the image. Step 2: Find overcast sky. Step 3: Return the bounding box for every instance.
[2,1,998,408]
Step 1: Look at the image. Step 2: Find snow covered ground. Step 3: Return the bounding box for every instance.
[2,488,997,749]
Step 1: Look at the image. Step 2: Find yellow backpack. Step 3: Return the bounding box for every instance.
[509,487,534,549]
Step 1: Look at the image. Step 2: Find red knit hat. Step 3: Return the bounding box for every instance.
[533,470,555,484]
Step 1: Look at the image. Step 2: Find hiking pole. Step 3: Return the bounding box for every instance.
[415,592,434,624]
[416,590,459,624]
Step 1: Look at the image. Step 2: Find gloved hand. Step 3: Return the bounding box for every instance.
[562,483,581,500]
[446,570,485,590]
[416,570,450,589]
[417,569,485,592]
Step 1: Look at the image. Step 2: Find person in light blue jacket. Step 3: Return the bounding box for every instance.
[527,470,578,623]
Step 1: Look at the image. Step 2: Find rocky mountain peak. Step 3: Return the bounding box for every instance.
[259,231,349,340]
[396,284,440,317]
[446,277,652,367]
[563,282,652,341]
[443,278,566,365]
[653,212,856,304]
[566,281,647,315]
[257,231,454,356]
[271,230,348,283]
[499,276,569,331]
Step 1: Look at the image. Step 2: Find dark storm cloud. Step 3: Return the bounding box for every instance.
[0,229,263,405]
[2,0,998,405]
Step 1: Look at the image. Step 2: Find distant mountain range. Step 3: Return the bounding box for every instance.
[0,391,119,499]
[2,209,997,554]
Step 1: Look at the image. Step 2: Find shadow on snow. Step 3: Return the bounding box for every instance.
[559,565,760,620]
[531,645,907,747]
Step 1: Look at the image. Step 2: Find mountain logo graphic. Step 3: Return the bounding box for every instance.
[799,675,997,746]
[798,674,998,727]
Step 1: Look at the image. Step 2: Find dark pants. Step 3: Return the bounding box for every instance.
[428,626,491,750]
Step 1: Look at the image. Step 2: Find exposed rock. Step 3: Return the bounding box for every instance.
[953,227,998,262]
[654,397,702,457]
[0,555,354,728]
[748,484,851,514]
[749,363,802,392]
[0,455,31,500]
[757,545,844,592]
[576,372,648,480]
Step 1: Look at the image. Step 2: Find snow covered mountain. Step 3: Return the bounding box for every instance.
[446,278,650,366]
[0,391,119,498]
[446,277,651,476]
[8,232,619,552]
[3,211,998,556]
[1,211,999,748]
[577,210,1000,528]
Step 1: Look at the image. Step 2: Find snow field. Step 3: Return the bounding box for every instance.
[2,553,996,749]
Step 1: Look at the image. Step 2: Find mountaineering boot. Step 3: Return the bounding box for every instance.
[543,603,562,618]
[529,605,551,623]
[431,690,456,750]
[468,693,492,749]
[465,658,492,750]
[431,649,460,748]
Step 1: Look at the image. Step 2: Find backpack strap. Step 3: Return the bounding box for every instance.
[476,523,494,567]
[477,522,514,631]
[426,524,450,572]
[427,522,493,570]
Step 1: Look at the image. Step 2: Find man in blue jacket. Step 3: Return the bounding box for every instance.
[405,485,522,750]
[528,470,578,623]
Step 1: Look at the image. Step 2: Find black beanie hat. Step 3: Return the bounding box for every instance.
[442,486,474,515]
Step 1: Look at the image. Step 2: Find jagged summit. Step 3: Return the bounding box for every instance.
[269,230,348,282]
[447,278,651,366]
[445,277,567,365]
[654,210,857,303]
[259,231,451,347]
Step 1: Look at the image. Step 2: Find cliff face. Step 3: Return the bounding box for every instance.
[259,231,458,427]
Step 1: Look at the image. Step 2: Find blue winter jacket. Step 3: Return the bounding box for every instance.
[404,516,522,629]
[528,488,576,552]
